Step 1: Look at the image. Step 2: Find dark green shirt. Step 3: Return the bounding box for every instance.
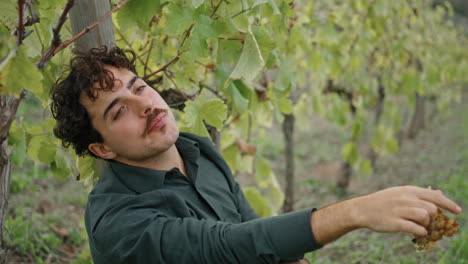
[85,132,320,263]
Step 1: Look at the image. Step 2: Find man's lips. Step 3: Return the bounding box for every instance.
[146,112,166,135]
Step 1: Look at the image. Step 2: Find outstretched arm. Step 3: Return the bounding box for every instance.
[310,186,462,246]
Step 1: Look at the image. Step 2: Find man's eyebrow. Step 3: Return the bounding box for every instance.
[103,97,120,120]
[127,75,140,90]
[102,76,140,120]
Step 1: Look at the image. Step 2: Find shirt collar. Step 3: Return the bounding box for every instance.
[109,135,200,194]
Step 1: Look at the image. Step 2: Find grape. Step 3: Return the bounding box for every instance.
[412,208,459,252]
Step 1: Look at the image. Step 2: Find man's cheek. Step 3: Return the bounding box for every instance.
[116,121,141,137]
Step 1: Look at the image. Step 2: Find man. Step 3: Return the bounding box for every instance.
[50,46,462,264]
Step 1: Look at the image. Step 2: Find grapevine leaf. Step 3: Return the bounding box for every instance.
[117,0,161,29]
[77,156,96,181]
[227,81,249,114]
[251,26,276,60]
[1,47,43,96]
[243,187,273,217]
[190,117,210,137]
[358,159,373,177]
[231,10,249,32]
[274,57,295,94]
[255,156,272,188]
[265,180,285,210]
[230,32,265,81]
[341,142,358,164]
[190,15,217,58]
[192,0,205,8]
[184,96,227,133]
[222,143,239,172]
[278,97,292,114]
[384,138,399,154]
[164,4,194,36]
[27,136,56,164]
[0,0,16,30]
[200,100,227,129]
[52,146,71,179]
[8,121,27,167]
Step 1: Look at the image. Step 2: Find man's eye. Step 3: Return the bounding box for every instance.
[136,85,146,94]
[113,106,125,120]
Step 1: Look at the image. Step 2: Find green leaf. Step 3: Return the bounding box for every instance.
[164,4,194,36]
[8,122,27,167]
[230,32,265,81]
[77,156,96,181]
[222,143,240,172]
[117,0,161,29]
[184,95,227,130]
[267,0,281,15]
[351,119,363,140]
[0,46,43,96]
[0,0,17,29]
[274,57,295,93]
[251,26,276,60]
[384,138,399,154]
[358,159,373,177]
[227,81,250,114]
[255,156,272,188]
[371,125,399,156]
[192,0,205,8]
[243,187,273,217]
[341,142,358,164]
[190,15,217,58]
[316,23,340,45]
[202,100,227,128]
[27,136,56,164]
[52,146,72,180]
[231,11,249,32]
[190,116,211,137]
[278,97,292,114]
[265,181,285,210]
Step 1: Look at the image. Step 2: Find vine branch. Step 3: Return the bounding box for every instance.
[115,26,147,66]
[196,81,225,101]
[142,50,188,80]
[24,0,40,27]
[323,79,356,114]
[210,0,224,18]
[16,0,25,46]
[144,39,154,76]
[36,0,129,68]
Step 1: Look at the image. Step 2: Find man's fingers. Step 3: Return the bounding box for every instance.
[398,219,427,237]
[404,199,438,218]
[416,188,462,214]
[397,207,431,227]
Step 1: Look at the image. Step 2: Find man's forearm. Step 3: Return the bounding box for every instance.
[308,186,462,247]
[310,198,360,245]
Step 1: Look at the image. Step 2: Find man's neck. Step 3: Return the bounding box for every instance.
[114,145,187,176]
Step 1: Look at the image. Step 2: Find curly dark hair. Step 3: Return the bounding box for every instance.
[50,46,137,158]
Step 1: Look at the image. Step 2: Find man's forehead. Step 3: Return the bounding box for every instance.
[86,67,137,97]
[79,66,139,118]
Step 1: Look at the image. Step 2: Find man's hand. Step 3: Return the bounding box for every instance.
[352,186,461,235]
[310,186,462,246]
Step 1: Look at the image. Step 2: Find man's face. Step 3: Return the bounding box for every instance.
[80,66,179,163]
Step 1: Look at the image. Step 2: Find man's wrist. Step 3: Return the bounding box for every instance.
[310,197,362,245]
[346,196,365,230]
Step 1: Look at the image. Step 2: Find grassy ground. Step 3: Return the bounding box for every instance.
[2,93,467,263]
[290,97,468,264]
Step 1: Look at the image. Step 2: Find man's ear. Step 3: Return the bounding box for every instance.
[88,143,117,160]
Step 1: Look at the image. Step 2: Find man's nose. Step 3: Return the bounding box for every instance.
[132,95,152,116]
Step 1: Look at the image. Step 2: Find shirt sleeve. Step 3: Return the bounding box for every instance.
[89,193,321,264]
